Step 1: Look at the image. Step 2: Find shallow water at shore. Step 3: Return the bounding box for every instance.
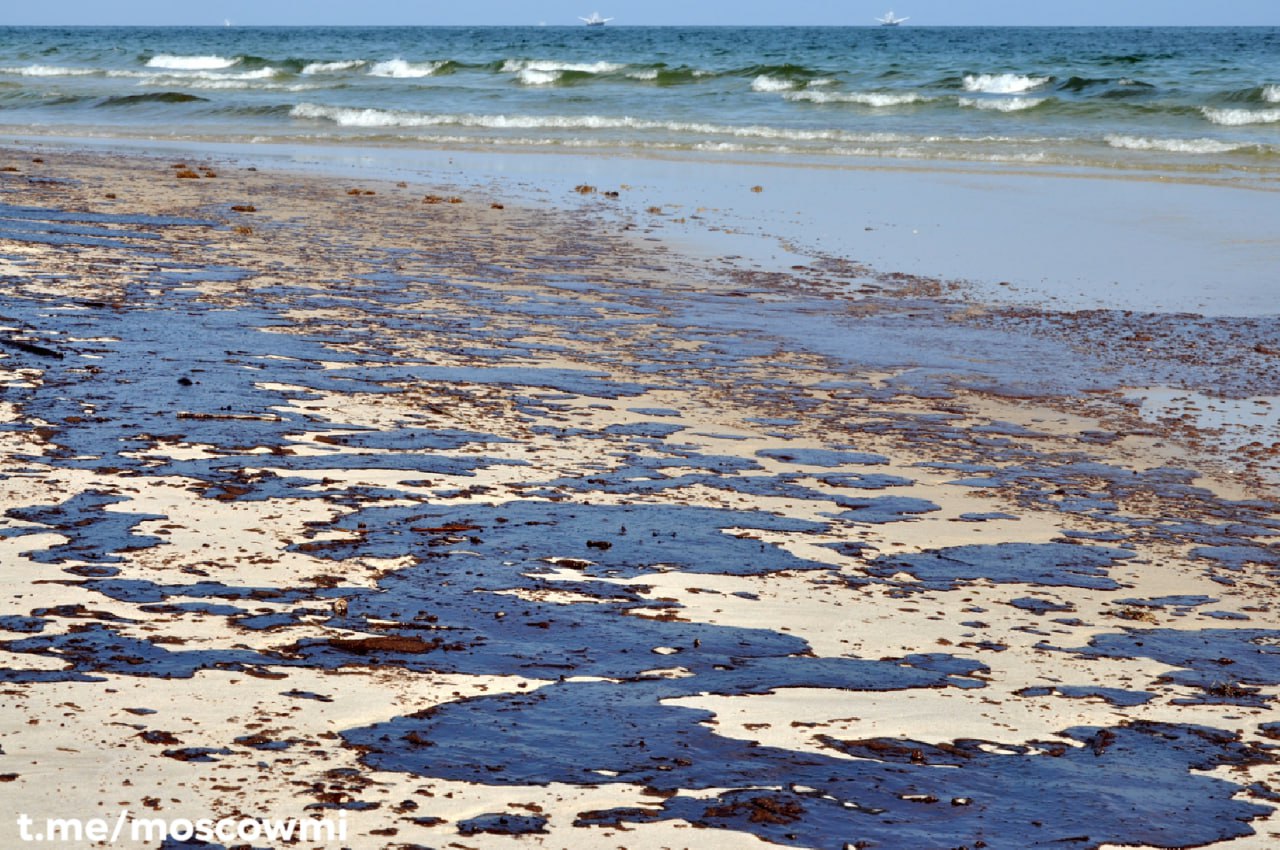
[20,134,1280,317]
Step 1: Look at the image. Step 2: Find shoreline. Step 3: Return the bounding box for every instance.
[1,143,1278,849]
[11,131,1280,317]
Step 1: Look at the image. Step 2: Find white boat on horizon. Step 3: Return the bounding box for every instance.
[579,12,614,26]
[876,11,909,25]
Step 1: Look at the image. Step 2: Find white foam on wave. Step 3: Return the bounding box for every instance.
[150,77,318,92]
[1264,84,1280,103]
[2,64,98,77]
[959,96,1045,112]
[1202,107,1280,126]
[504,59,624,86]
[288,102,916,146]
[518,69,561,86]
[1106,135,1247,154]
[786,90,925,107]
[751,75,796,92]
[302,60,367,75]
[135,68,280,84]
[291,104,414,127]
[292,103,661,130]
[278,126,1050,164]
[368,59,446,79]
[963,73,1049,94]
[504,59,624,74]
[146,55,238,70]
[626,67,715,82]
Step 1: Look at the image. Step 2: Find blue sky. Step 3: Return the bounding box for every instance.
[10,1,1277,26]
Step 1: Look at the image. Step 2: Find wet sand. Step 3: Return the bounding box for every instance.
[1,146,1279,849]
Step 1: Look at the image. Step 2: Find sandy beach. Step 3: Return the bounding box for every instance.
[2,144,1279,849]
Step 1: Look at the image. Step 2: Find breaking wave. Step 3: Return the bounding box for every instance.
[501,60,625,86]
[288,103,912,145]
[145,54,239,71]
[3,27,1278,179]
[144,67,281,81]
[751,75,798,92]
[503,59,624,74]
[301,60,367,75]
[1105,135,1251,154]
[0,64,99,77]
[962,73,1051,94]
[1202,107,1280,126]
[785,90,927,107]
[368,59,450,78]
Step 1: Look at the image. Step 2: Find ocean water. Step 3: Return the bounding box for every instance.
[1,25,1278,182]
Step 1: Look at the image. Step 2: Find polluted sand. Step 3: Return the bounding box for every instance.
[0,147,1278,849]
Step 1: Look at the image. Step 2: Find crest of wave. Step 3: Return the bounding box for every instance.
[1202,107,1280,126]
[162,78,317,92]
[144,67,279,82]
[751,75,797,92]
[963,73,1049,94]
[289,104,430,127]
[4,65,98,77]
[302,60,367,75]
[288,104,915,147]
[502,59,624,74]
[518,68,561,85]
[368,59,446,78]
[1105,135,1245,154]
[291,104,653,129]
[786,90,925,106]
[146,55,238,70]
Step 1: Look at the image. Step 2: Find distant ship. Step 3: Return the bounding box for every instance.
[579,12,613,26]
[876,11,909,25]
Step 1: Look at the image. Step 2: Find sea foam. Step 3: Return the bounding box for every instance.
[2,64,98,77]
[503,60,623,86]
[153,77,315,92]
[291,104,411,127]
[963,73,1050,94]
[518,69,561,86]
[751,75,797,92]
[1106,135,1246,154]
[786,90,925,107]
[145,55,238,70]
[368,59,446,78]
[289,102,909,146]
[135,68,280,87]
[302,60,367,75]
[502,60,624,74]
[291,104,671,130]
[1202,107,1280,126]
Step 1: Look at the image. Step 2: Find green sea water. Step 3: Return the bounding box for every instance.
[1,25,1277,181]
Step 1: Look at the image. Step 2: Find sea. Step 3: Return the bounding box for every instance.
[1,25,1278,185]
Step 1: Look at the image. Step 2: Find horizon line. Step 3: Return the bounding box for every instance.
[4,22,1276,27]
